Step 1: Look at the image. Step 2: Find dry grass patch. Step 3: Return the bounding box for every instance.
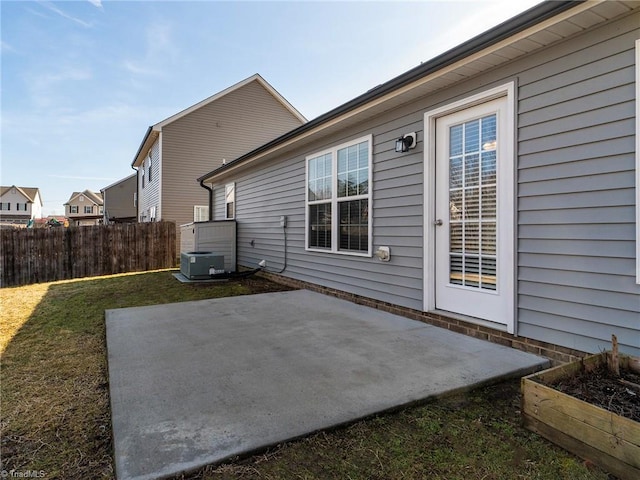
[1,282,49,353]
[0,271,613,480]
[0,271,291,479]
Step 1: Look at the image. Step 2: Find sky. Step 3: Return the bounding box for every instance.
[1,0,541,216]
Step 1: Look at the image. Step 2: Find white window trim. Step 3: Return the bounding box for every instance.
[305,134,373,257]
[423,82,516,333]
[225,182,235,220]
[636,39,640,285]
[194,205,209,222]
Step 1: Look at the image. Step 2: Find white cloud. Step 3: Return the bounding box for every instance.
[26,67,93,108]
[48,174,117,181]
[87,0,103,8]
[37,1,92,28]
[54,103,145,126]
[122,21,179,80]
[421,0,541,56]
[378,0,541,90]
[1,41,18,54]
[122,60,162,77]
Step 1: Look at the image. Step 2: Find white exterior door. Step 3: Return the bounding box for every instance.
[433,95,514,331]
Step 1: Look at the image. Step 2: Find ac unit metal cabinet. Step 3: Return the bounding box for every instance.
[180,252,224,280]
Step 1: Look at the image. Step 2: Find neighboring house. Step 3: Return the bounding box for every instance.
[64,190,104,226]
[101,174,137,224]
[198,1,640,360]
[131,73,306,249]
[0,185,43,225]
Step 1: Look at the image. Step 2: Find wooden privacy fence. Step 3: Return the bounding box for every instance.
[0,222,176,287]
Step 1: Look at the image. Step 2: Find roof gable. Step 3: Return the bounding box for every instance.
[65,190,104,205]
[132,74,306,167]
[101,174,137,192]
[155,74,306,129]
[0,185,42,203]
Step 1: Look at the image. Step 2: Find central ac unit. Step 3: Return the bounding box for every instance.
[180,252,224,280]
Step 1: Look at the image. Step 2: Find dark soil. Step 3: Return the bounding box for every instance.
[544,364,640,422]
[237,275,295,294]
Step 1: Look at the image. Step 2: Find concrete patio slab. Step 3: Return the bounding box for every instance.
[106,289,549,480]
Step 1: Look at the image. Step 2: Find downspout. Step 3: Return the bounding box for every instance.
[199,179,214,221]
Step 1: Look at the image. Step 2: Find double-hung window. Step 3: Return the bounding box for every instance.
[194,205,209,222]
[70,205,78,214]
[84,206,93,214]
[225,183,235,219]
[306,135,372,256]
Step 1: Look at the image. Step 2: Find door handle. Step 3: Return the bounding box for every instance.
[433,219,443,226]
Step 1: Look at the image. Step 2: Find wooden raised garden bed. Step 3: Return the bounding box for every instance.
[522,352,640,480]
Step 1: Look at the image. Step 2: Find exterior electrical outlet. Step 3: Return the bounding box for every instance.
[280,216,287,228]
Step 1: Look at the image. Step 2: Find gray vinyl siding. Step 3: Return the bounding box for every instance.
[103,175,136,221]
[161,80,304,230]
[216,9,639,355]
[138,140,161,221]
[220,118,426,310]
[515,10,639,356]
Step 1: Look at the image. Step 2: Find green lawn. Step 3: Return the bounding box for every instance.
[0,271,610,480]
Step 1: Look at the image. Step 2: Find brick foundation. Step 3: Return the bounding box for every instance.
[259,271,588,366]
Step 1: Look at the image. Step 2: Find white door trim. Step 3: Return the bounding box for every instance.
[423,82,516,333]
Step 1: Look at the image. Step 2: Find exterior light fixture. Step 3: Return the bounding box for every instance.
[395,132,417,153]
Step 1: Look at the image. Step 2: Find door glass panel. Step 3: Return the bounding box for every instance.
[464,222,479,254]
[465,154,479,187]
[450,255,463,285]
[464,188,479,219]
[448,114,497,290]
[450,157,463,189]
[450,223,463,253]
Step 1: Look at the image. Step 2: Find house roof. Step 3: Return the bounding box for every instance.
[101,173,137,192]
[0,185,42,204]
[64,190,104,206]
[131,74,307,168]
[199,0,637,185]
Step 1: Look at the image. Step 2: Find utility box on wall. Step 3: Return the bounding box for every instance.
[180,220,236,272]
